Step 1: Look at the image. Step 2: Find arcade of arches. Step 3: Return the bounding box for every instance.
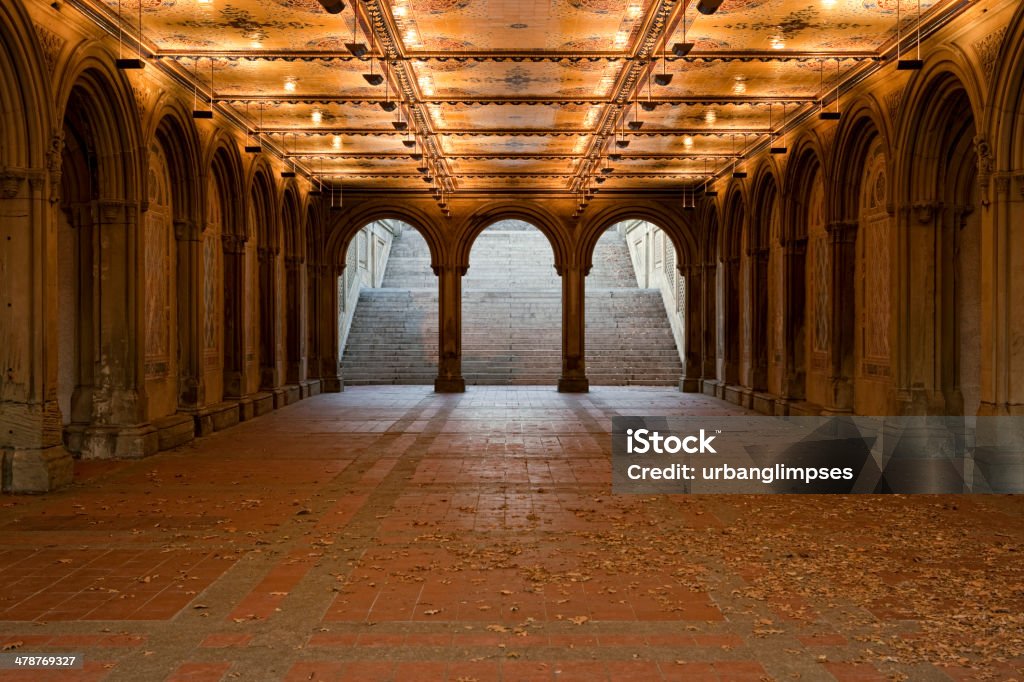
[2,0,1024,677]
[4,0,1024,492]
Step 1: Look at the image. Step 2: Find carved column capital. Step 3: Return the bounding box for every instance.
[781,237,807,256]
[221,234,247,254]
[285,255,304,269]
[1012,172,1024,198]
[173,219,202,242]
[911,201,942,224]
[826,220,858,244]
[432,264,468,277]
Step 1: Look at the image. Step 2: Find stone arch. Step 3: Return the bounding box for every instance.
[829,103,892,415]
[579,202,695,275]
[746,163,781,394]
[304,202,323,384]
[150,101,204,412]
[281,184,305,385]
[0,0,73,489]
[208,135,247,400]
[456,202,569,272]
[830,97,893,224]
[896,63,984,415]
[697,198,719,384]
[327,202,443,271]
[56,57,151,458]
[718,184,746,387]
[248,161,282,391]
[991,3,1024,169]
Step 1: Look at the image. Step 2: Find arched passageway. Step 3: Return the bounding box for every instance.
[340,220,438,385]
[586,221,684,385]
[462,219,561,385]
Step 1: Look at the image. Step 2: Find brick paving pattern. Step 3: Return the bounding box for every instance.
[0,387,1021,681]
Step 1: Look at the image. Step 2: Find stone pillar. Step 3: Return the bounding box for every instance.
[825,220,858,413]
[434,264,466,393]
[749,247,769,392]
[285,255,305,385]
[780,238,807,403]
[680,264,702,392]
[721,256,741,387]
[221,234,247,400]
[558,264,589,393]
[257,246,280,391]
[306,260,321,383]
[82,199,157,459]
[0,167,74,492]
[700,262,717,385]
[318,264,343,392]
[174,218,204,410]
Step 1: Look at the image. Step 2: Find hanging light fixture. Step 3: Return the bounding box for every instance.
[192,58,214,119]
[363,27,384,85]
[627,94,643,131]
[896,0,924,70]
[769,103,787,154]
[732,133,747,179]
[653,50,673,86]
[281,134,297,178]
[640,72,657,112]
[818,59,842,120]
[330,176,344,211]
[244,102,262,153]
[672,9,694,57]
[696,0,722,15]
[316,0,346,14]
[115,0,145,69]
[379,61,398,111]
[345,3,368,56]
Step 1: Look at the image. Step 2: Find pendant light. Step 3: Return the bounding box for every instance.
[115,0,145,69]
[362,27,384,85]
[769,102,787,154]
[246,102,264,153]
[281,134,297,178]
[192,57,214,119]
[896,0,924,70]
[627,93,643,131]
[819,59,842,120]
[732,133,747,179]
[345,3,368,56]
[672,9,694,57]
[379,61,398,112]
[640,71,657,112]
[653,48,673,86]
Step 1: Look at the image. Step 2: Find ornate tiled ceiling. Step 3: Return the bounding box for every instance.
[92,0,952,195]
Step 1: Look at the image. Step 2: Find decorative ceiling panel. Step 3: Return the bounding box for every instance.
[90,0,963,192]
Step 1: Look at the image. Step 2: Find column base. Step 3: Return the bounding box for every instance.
[299,380,321,399]
[2,445,74,493]
[193,401,242,436]
[700,379,721,398]
[153,413,196,450]
[679,377,701,393]
[435,377,466,393]
[321,377,344,393]
[558,376,590,393]
[251,392,275,417]
[81,423,159,460]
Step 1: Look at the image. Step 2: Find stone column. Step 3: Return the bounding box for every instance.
[558,264,589,393]
[82,199,157,459]
[174,218,204,410]
[221,234,247,400]
[680,264,703,392]
[780,238,807,403]
[721,256,741,388]
[306,260,321,384]
[825,220,858,413]
[0,167,74,492]
[434,264,466,393]
[318,264,343,392]
[257,246,280,391]
[749,247,769,392]
[700,262,717,386]
[284,255,305,386]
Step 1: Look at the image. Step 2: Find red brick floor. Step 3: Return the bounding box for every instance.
[0,386,1022,681]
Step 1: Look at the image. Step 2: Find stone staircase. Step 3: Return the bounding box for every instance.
[341,223,683,385]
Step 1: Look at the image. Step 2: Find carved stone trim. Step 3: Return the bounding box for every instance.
[826,220,858,244]
[33,23,66,75]
[973,27,1007,84]
[173,219,201,242]
[884,88,904,124]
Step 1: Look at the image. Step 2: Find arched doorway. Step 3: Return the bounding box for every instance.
[463,219,560,385]
[903,77,981,416]
[340,220,437,384]
[586,221,684,385]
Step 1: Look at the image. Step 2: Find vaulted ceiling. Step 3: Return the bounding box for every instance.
[92,0,954,196]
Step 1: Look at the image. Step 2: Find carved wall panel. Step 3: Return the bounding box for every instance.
[860,142,891,377]
[808,179,829,359]
[145,145,172,376]
[204,175,221,356]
